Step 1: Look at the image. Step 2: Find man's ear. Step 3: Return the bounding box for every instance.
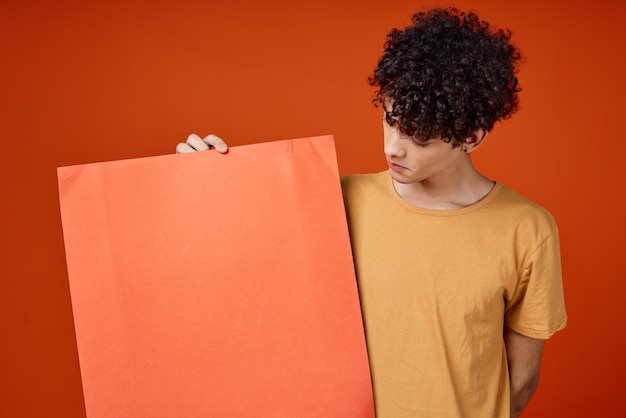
[463,129,488,153]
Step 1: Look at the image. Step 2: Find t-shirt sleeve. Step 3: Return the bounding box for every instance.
[504,222,568,339]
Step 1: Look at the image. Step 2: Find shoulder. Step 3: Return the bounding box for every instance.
[495,185,556,219]
[489,184,559,240]
[341,171,389,193]
[340,171,390,204]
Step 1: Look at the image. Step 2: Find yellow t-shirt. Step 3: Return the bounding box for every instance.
[341,171,567,418]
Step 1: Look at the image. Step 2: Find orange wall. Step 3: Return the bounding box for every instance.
[1,0,624,416]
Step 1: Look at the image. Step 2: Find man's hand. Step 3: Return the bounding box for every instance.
[176,134,229,154]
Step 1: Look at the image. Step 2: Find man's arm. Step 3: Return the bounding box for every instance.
[503,326,545,418]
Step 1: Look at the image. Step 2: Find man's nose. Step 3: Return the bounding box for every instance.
[384,132,406,158]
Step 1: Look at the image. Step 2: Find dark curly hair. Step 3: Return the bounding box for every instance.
[369,7,522,146]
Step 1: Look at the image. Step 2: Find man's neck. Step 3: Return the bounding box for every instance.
[392,165,494,210]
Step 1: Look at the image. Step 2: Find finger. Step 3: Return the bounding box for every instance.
[203,134,229,153]
[176,142,197,154]
[186,133,211,151]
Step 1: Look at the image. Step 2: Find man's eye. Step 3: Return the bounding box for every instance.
[399,134,427,146]
[410,137,429,147]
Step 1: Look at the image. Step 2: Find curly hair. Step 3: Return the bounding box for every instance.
[369,7,522,146]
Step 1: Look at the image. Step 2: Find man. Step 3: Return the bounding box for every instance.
[177,7,567,418]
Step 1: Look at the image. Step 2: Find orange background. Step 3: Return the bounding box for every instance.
[1,0,623,416]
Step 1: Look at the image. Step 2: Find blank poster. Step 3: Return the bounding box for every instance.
[58,136,374,417]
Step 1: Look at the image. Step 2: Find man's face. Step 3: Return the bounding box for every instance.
[383,115,465,186]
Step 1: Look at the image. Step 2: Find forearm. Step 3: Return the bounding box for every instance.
[504,327,545,418]
[509,372,539,418]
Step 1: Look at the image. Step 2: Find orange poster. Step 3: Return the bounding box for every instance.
[57,136,374,417]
